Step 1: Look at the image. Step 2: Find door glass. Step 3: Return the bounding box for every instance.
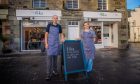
[103,26,110,46]
[22,27,45,50]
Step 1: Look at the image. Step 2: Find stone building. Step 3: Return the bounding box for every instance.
[0,0,9,52]
[7,0,128,52]
[128,7,140,42]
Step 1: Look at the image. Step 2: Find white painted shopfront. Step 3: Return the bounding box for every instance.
[83,11,122,48]
[16,10,61,51]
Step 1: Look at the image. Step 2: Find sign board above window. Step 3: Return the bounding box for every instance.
[16,10,62,20]
[83,11,122,19]
[16,10,61,17]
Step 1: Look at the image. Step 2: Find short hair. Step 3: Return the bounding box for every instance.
[83,21,89,26]
[52,15,58,18]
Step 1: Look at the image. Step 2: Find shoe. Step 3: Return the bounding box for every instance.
[45,75,51,81]
[52,71,58,76]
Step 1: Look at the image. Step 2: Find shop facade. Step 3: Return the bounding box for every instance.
[83,11,122,48]
[62,11,122,49]
[16,10,61,51]
[0,9,9,51]
[16,10,122,51]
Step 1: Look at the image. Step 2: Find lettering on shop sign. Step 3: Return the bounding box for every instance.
[34,11,43,15]
[66,47,80,59]
[99,12,107,16]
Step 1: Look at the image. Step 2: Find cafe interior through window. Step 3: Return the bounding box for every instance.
[91,26,102,44]
[21,20,46,50]
[25,27,44,50]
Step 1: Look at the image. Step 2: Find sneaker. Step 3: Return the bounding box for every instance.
[45,75,51,81]
[52,71,58,76]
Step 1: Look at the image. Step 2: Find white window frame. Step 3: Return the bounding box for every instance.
[32,0,46,8]
[98,0,107,10]
[66,0,79,9]
[68,21,79,26]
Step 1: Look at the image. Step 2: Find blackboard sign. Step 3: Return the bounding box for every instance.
[63,40,87,80]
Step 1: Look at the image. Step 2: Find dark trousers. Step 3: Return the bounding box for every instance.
[46,55,57,76]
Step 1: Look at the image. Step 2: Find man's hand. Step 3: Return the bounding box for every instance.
[45,32,49,48]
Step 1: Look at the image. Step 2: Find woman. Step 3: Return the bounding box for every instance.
[80,22,96,73]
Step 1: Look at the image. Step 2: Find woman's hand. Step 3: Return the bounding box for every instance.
[45,43,48,48]
[61,38,65,43]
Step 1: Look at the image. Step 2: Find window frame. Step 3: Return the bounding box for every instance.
[98,0,107,10]
[32,0,46,9]
[66,0,79,9]
[68,21,79,26]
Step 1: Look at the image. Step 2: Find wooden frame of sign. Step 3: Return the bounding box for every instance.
[63,40,87,81]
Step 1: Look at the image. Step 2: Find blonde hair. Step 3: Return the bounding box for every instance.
[83,21,89,26]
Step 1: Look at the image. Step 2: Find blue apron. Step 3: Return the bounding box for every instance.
[81,31,95,59]
[47,25,59,56]
[81,30,96,72]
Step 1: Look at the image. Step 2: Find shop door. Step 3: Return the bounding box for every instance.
[103,27,110,46]
[68,26,79,40]
[68,21,79,40]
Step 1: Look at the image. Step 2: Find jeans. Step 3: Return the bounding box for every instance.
[86,58,93,72]
[46,55,58,76]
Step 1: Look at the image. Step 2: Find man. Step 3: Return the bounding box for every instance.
[45,15,64,80]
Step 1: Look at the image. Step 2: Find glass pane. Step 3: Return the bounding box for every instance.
[103,3,106,5]
[103,0,106,2]
[72,21,75,25]
[41,2,45,7]
[67,1,72,8]
[92,26,102,44]
[22,20,46,50]
[73,3,78,8]
[68,21,71,25]
[34,0,39,2]
[98,0,106,10]
[76,21,78,25]
[73,1,78,8]
[66,0,78,9]
[67,5,72,9]
[33,0,46,8]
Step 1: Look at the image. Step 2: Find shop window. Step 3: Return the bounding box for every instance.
[22,20,46,50]
[24,27,45,50]
[91,26,102,44]
[32,0,47,8]
[98,0,107,10]
[66,0,79,9]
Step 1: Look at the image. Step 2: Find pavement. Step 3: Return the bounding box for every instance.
[0,43,140,84]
